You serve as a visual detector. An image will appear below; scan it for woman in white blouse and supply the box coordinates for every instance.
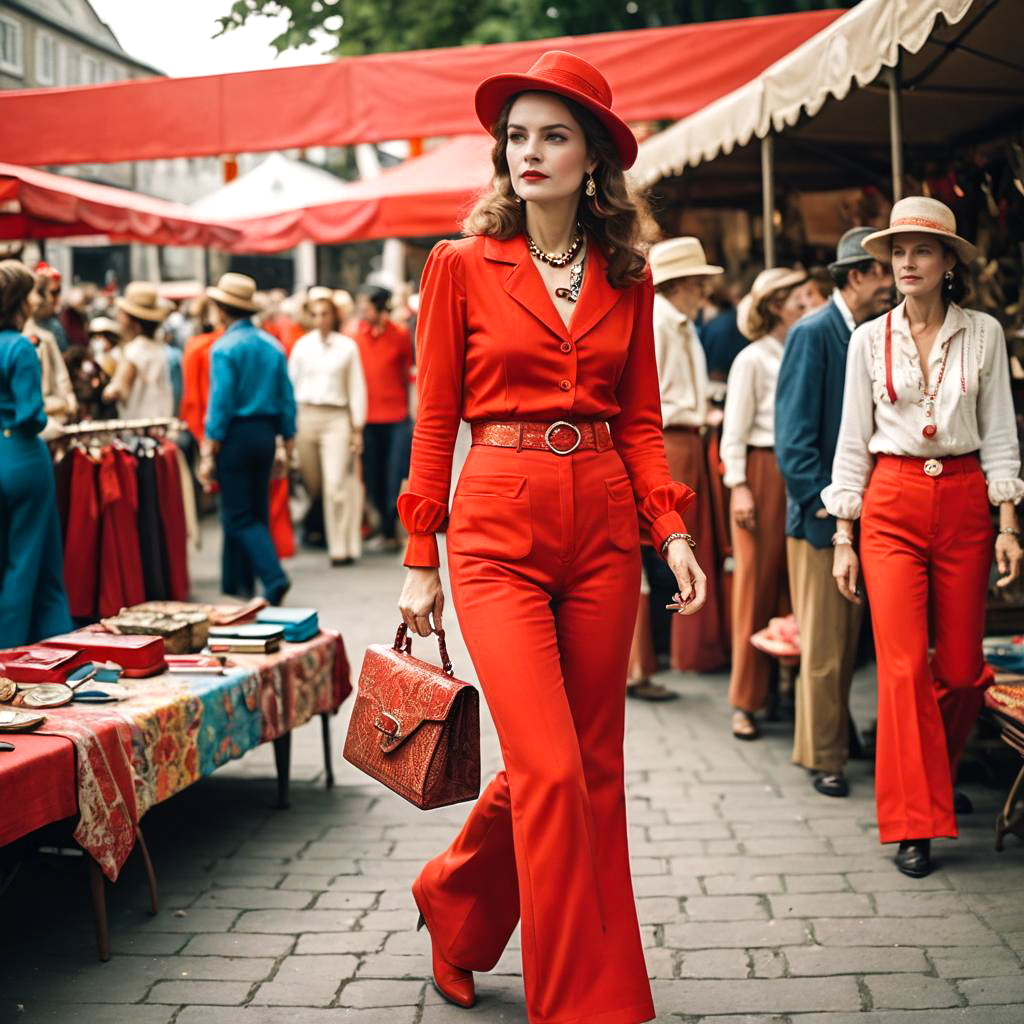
[824,196,1022,879]
[289,288,368,565]
[722,268,808,740]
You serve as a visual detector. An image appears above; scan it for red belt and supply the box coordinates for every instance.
[470,420,612,456]
[875,452,980,478]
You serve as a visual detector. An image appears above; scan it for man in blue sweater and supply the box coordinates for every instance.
[775,228,892,798]
[203,273,297,605]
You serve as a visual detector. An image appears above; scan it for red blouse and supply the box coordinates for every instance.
[398,233,693,568]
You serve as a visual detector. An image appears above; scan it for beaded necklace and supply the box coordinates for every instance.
[525,225,583,267]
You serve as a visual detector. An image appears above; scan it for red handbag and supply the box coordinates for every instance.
[344,624,480,809]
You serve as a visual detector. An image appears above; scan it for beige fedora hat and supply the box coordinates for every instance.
[737,267,807,340]
[116,281,169,323]
[207,272,259,313]
[306,285,335,306]
[649,237,724,286]
[862,196,977,264]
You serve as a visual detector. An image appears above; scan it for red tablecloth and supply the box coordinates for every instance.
[0,733,78,846]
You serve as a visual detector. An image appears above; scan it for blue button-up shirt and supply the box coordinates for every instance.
[0,329,47,436]
[775,297,854,549]
[204,319,297,443]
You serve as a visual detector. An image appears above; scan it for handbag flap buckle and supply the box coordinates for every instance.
[375,710,402,739]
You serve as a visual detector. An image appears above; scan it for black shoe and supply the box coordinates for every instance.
[812,772,849,798]
[267,579,291,607]
[627,679,678,702]
[895,839,932,878]
[953,790,974,815]
[330,557,355,567]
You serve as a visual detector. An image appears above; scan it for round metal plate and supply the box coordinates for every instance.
[20,684,74,709]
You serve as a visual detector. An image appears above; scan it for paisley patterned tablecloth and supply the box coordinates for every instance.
[30,630,351,881]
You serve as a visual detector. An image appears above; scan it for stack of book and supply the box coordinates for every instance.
[255,607,320,643]
[207,624,285,655]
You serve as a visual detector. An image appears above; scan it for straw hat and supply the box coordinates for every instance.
[116,281,169,323]
[736,267,807,341]
[206,272,259,313]
[306,286,335,307]
[88,315,121,338]
[649,237,723,287]
[475,50,638,169]
[861,196,977,264]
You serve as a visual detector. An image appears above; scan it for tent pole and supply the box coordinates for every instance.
[761,133,776,269]
[886,65,904,202]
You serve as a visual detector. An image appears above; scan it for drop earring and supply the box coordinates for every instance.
[585,174,597,198]
[944,269,954,292]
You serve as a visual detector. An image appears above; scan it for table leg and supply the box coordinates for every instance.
[87,857,110,962]
[135,825,158,915]
[321,713,334,790]
[273,733,291,809]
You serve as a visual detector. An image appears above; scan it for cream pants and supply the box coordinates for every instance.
[295,404,362,561]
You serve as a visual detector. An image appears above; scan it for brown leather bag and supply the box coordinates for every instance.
[343,624,480,809]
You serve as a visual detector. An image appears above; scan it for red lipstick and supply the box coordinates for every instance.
[521,171,548,181]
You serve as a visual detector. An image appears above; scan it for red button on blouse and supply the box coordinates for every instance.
[560,341,573,354]
[396,234,694,568]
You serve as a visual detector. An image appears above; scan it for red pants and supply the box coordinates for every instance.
[860,454,994,843]
[416,444,654,1024]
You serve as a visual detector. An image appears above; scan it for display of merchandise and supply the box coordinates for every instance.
[42,632,167,677]
[256,607,320,643]
[0,709,45,732]
[0,647,87,683]
[51,423,192,621]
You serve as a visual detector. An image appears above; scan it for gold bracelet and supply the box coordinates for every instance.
[661,532,695,557]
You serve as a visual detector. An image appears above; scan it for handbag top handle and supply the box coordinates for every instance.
[393,622,454,677]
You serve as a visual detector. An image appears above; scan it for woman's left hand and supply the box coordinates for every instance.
[663,538,707,616]
[995,531,1023,588]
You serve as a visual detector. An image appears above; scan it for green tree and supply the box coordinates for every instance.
[215,0,856,57]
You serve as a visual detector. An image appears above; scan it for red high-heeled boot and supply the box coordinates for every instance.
[412,880,476,1008]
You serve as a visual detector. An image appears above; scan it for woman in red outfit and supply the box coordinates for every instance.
[825,196,1023,879]
[396,51,705,1024]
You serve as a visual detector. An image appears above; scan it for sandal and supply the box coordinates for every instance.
[731,710,759,741]
[812,772,849,798]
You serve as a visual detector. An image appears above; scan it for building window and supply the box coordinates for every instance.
[82,55,100,84]
[35,31,55,85]
[0,15,23,76]
[66,48,81,85]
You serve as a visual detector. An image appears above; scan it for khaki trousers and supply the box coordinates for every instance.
[787,537,862,773]
[295,404,362,561]
[728,448,790,713]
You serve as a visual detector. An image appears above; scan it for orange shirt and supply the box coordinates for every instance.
[264,316,304,357]
[396,234,693,568]
[353,318,413,425]
[180,327,223,441]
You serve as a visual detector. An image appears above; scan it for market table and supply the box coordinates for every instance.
[0,733,77,847]
[984,681,1024,851]
[0,629,351,958]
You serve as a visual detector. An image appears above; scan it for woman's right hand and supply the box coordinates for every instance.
[832,544,862,605]
[399,567,444,637]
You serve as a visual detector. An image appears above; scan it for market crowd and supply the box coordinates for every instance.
[1,193,1021,884]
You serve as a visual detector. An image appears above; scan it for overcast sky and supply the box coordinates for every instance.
[90,0,336,77]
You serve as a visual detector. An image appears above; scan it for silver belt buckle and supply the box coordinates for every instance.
[923,458,943,477]
[544,421,582,455]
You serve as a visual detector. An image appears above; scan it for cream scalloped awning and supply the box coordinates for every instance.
[632,0,978,188]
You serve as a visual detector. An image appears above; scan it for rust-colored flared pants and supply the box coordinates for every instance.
[664,426,728,671]
[415,443,655,1024]
[860,454,994,843]
[728,447,790,712]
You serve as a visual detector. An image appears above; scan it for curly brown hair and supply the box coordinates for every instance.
[463,93,649,290]
[0,260,35,332]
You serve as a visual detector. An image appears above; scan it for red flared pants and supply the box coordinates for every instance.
[860,454,994,843]
[416,443,654,1024]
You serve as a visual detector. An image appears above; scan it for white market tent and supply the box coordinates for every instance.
[189,152,353,221]
[631,0,1022,264]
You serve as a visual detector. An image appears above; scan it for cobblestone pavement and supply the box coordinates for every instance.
[3,533,1023,1024]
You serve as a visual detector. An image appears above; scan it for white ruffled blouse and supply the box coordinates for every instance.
[823,300,1024,519]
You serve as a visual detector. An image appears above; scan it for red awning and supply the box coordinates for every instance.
[0,12,842,167]
[226,135,494,252]
[0,162,241,247]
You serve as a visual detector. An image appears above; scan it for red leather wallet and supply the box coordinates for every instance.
[0,647,87,683]
[42,633,167,677]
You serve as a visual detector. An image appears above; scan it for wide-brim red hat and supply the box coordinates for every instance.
[475,50,638,170]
